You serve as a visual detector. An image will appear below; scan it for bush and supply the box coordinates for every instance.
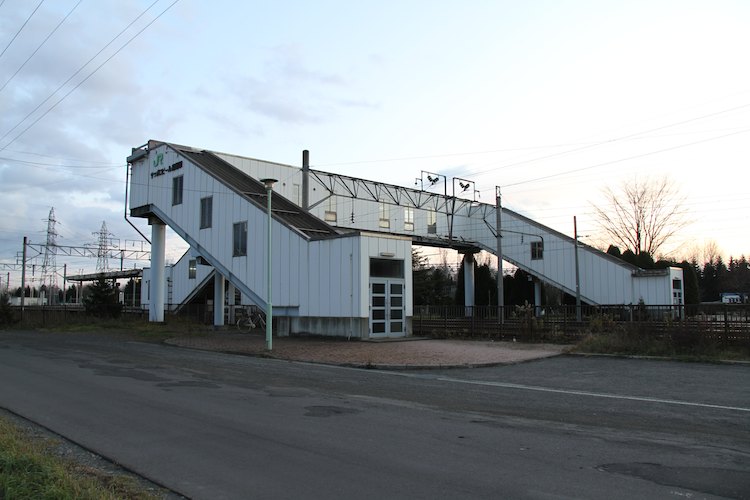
[0,294,17,327]
[84,277,122,318]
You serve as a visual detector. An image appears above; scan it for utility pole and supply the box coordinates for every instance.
[21,237,27,317]
[496,187,504,324]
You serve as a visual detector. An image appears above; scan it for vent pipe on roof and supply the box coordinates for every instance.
[302,149,310,211]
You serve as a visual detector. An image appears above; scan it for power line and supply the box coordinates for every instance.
[0,0,82,94]
[467,102,750,178]
[0,0,177,150]
[502,127,750,189]
[0,0,45,60]
[0,156,121,169]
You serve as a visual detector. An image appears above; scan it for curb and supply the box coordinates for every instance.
[566,351,750,366]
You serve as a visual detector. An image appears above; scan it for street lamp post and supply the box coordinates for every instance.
[574,216,582,322]
[261,178,277,351]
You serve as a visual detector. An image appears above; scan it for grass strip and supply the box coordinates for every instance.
[0,415,160,500]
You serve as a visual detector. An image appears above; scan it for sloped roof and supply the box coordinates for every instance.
[174,146,339,240]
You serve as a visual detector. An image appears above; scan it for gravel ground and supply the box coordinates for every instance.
[166,334,567,368]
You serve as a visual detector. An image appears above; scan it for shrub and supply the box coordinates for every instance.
[83,277,123,318]
[0,294,17,327]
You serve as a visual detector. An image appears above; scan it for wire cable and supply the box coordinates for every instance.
[502,127,750,189]
[0,0,45,60]
[0,0,173,150]
[0,0,82,94]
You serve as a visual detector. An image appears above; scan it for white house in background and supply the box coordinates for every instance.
[127,140,683,338]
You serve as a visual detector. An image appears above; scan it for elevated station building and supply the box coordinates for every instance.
[128,140,683,338]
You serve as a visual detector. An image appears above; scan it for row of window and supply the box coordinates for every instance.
[173,176,247,257]
[326,200,438,234]
[176,176,544,260]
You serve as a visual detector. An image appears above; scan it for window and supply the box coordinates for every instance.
[172,176,183,205]
[370,258,404,278]
[188,259,197,279]
[292,184,301,206]
[427,209,437,234]
[379,203,390,229]
[200,196,212,229]
[324,196,337,222]
[531,240,544,260]
[233,221,248,256]
[404,207,414,231]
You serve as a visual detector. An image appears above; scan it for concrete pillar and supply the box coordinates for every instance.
[463,253,475,317]
[534,279,542,317]
[227,282,236,323]
[214,274,225,327]
[149,220,166,322]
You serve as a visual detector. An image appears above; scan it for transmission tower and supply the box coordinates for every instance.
[40,207,59,296]
[94,221,115,272]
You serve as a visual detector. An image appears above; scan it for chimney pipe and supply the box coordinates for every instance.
[302,150,310,211]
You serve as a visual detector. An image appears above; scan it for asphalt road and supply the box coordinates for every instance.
[0,331,748,499]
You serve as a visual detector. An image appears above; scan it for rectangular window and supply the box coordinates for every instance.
[233,221,248,256]
[370,258,404,278]
[427,209,437,234]
[531,240,544,260]
[324,196,337,222]
[404,207,414,231]
[379,203,390,229]
[200,196,212,229]
[188,259,197,279]
[672,279,682,290]
[172,176,183,205]
[293,184,301,206]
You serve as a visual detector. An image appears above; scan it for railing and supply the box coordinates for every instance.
[413,303,750,346]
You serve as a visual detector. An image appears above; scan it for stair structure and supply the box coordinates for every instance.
[127,140,684,338]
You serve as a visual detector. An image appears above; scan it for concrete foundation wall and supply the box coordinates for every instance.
[274,316,413,339]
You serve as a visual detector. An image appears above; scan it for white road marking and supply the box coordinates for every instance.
[434,376,750,413]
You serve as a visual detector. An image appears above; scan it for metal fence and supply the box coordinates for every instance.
[413,303,750,346]
[9,303,241,328]
[9,302,750,349]
[11,305,148,328]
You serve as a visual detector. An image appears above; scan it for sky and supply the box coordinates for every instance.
[1,0,749,291]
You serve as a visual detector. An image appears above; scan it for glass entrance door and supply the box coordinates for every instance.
[369,279,405,337]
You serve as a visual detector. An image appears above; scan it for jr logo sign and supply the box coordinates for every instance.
[152,153,164,168]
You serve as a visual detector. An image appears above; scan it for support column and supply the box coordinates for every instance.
[463,253,475,317]
[534,279,542,318]
[149,220,166,322]
[227,282,236,323]
[214,273,225,327]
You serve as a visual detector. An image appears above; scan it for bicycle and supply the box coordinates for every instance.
[236,306,266,332]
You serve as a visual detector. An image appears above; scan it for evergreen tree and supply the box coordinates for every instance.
[84,276,122,318]
[454,257,497,307]
[0,293,16,327]
[412,248,454,305]
[678,261,700,305]
[606,245,621,258]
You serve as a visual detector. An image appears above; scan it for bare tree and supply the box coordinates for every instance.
[593,176,689,256]
[683,239,723,266]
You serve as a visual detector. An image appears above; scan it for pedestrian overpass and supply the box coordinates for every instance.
[128,140,683,336]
